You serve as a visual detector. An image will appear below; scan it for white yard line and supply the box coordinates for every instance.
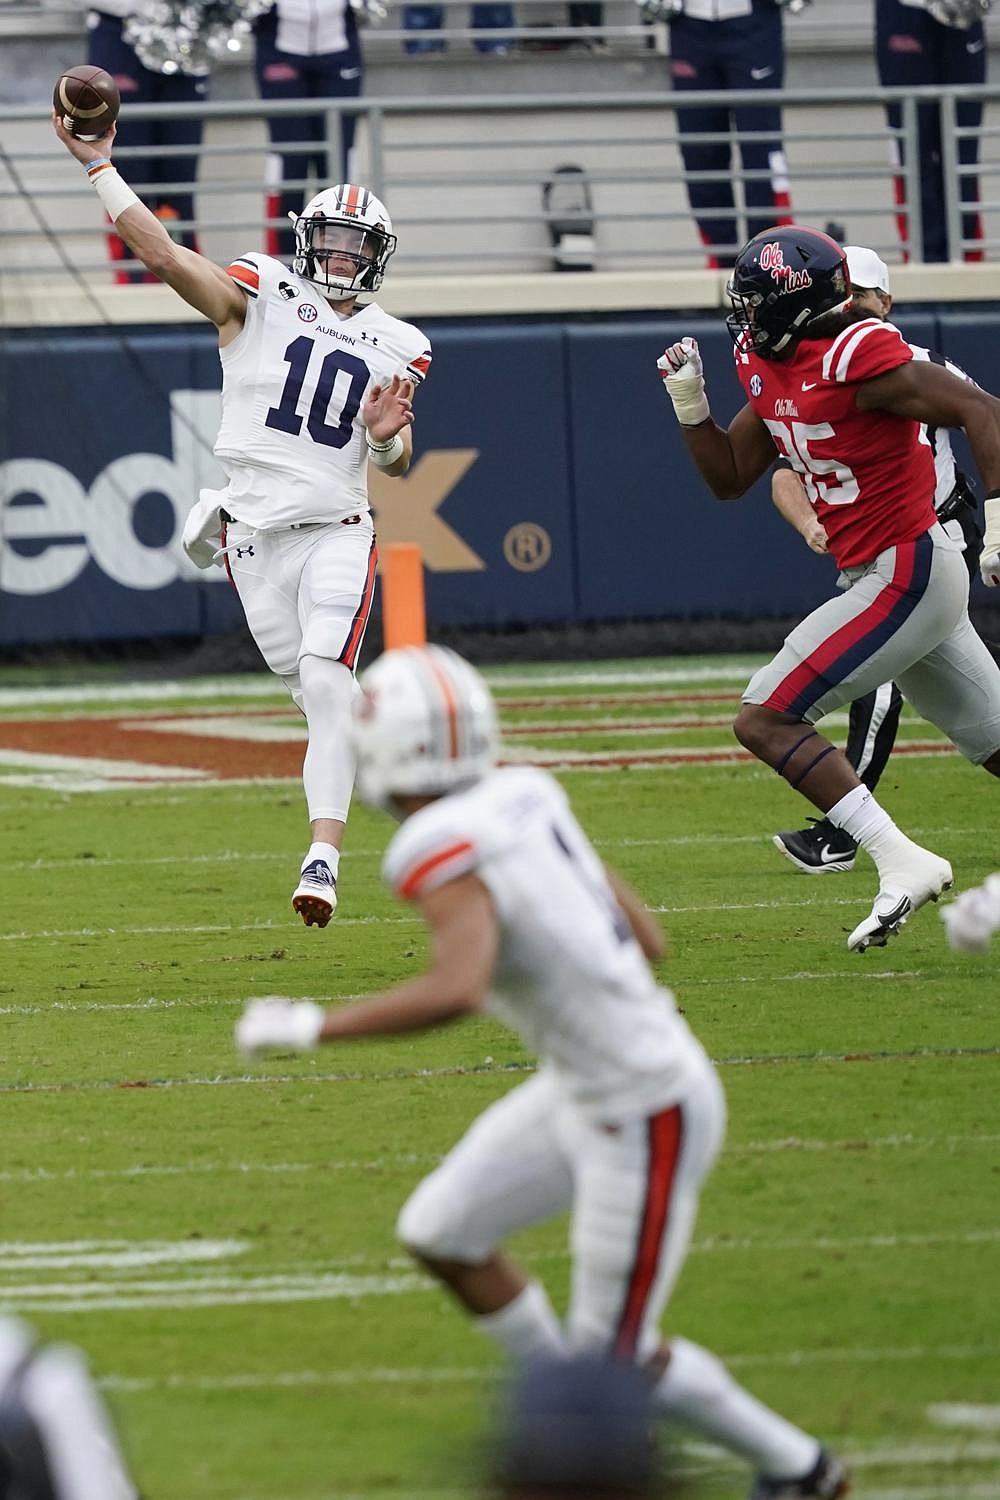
[2,828,980,872]
[0,1272,428,1298]
[121,716,306,743]
[0,971,925,1016]
[486,664,761,687]
[0,995,362,1016]
[3,1133,999,1186]
[1,892,898,945]
[861,1489,1000,1500]
[4,1230,999,1314]
[92,1362,1000,1396]
[0,915,421,943]
[0,1239,247,1269]
[0,679,282,709]
[0,664,760,713]
[4,1043,998,1096]
[7,1244,998,1309]
[0,749,207,782]
[0,1156,439,1184]
[0,1274,427,1314]
[929,1405,1000,1431]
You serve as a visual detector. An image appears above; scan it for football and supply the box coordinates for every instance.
[53,65,120,141]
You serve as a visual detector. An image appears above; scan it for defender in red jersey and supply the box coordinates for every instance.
[658,224,1000,953]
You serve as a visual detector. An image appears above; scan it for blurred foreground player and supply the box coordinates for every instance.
[237,644,848,1500]
[942,873,1000,951]
[0,1317,138,1500]
[494,1354,658,1500]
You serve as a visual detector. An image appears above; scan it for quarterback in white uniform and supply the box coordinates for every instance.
[54,112,429,929]
[237,646,848,1500]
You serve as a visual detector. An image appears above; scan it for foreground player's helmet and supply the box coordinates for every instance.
[725,225,851,360]
[352,646,499,814]
[290,183,397,298]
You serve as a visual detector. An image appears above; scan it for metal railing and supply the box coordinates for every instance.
[0,82,996,281]
[0,0,879,55]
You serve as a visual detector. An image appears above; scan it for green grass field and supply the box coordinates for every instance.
[0,654,997,1500]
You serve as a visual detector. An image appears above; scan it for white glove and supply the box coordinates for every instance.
[980,494,1000,587]
[236,997,326,1056]
[941,874,1000,952]
[928,0,989,29]
[657,337,711,426]
[349,0,387,23]
[637,0,681,18]
[181,488,226,571]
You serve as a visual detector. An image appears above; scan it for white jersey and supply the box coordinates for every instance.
[383,766,710,1118]
[673,0,758,18]
[215,254,431,530]
[273,0,353,55]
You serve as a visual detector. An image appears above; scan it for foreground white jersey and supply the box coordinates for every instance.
[215,254,432,529]
[383,766,709,1117]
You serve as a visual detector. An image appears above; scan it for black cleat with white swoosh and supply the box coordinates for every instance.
[773,818,858,875]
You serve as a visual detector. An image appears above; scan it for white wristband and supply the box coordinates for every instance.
[86,162,140,222]
[984,495,1000,553]
[670,388,711,426]
[366,432,405,469]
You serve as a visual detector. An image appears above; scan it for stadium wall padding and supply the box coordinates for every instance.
[0,310,996,643]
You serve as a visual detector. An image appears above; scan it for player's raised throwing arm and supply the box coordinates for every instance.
[51,116,247,336]
[658,338,777,499]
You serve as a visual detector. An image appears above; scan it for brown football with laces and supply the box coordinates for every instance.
[53,65,121,140]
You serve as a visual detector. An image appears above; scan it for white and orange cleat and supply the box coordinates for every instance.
[292,859,338,928]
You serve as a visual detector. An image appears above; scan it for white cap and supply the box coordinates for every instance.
[844,245,891,294]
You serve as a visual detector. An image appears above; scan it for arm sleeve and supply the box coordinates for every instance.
[404,339,433,387]
[226,254,262,300]
[383,823,479,902]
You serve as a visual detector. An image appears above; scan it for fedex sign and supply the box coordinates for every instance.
[1,391,227,595]
[1,390,484,598]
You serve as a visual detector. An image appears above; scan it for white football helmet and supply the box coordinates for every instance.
[352,646,499,814]
[290,183,397,299]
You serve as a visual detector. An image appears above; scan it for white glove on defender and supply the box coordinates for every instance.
[657,337,711,426]
[941,874,1000,952]
[980,495,1000,587]
[236,997,325,1056]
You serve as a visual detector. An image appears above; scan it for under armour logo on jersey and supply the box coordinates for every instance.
[278,281,298,300]
[360,330,379,345]
[235,544,255,558]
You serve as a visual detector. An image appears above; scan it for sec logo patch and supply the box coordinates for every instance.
[750,373,763,397]
[298,304,318,323]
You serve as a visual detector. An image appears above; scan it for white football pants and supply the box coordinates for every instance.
[397,1062,726,1361]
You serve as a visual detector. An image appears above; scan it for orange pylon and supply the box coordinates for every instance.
[381,542,427,650]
